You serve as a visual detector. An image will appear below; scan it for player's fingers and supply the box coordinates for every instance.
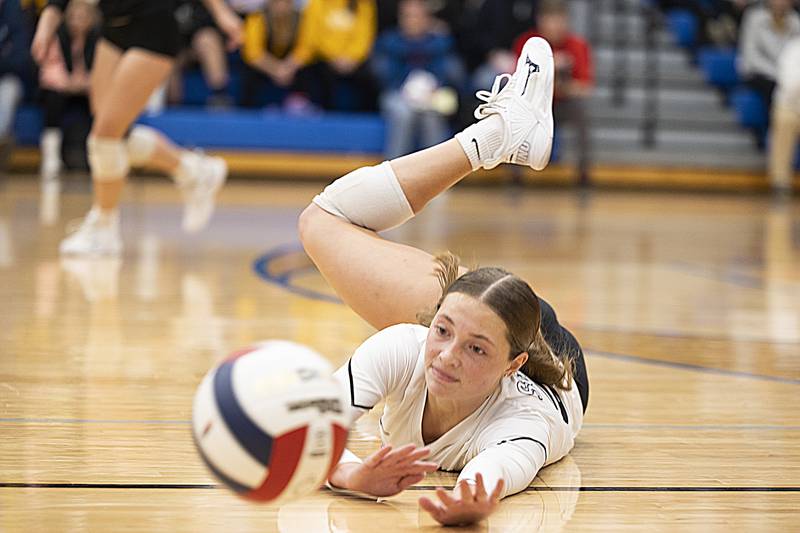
[412,460,439,473]
[383,443,418,464]
[436,487,458,507]
[473,473,488,500]
[405,461,439,477]
[398,473,425,490]
[419,496,445,520]
[457,479,475,501]
[402,447,432,463]
[489,478,505,501]
[366,445,392,466]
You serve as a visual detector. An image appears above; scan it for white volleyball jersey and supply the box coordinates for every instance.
[332,324,583,497]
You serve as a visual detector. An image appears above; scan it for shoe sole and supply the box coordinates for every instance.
[515,37,554,171]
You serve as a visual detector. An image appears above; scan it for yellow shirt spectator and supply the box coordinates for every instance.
[242,2,300,65]
[291,0,376,66]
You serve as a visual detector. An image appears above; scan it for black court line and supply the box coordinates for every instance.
[2,483,799,493]
[4,418,800,431]
[0,483,217,489]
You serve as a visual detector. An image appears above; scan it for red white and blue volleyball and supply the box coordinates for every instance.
[192,340,349,503]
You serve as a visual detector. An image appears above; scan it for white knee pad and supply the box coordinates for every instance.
[127,125,159,167]
[312,161,414,232]
[87,136,129,181]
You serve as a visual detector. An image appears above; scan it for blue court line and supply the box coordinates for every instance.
[588,349,800,385]
[2,418,800,431]
[253,243,341,304]
[572,323,800,346]
[252,244,800,386]
[669,260,800,294]
[668,260,768,290]
[0,418,190,425]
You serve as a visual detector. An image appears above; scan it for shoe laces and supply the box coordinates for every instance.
[473,74,514,168]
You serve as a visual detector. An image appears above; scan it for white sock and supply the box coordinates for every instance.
[173,152,199,186]
[40,128,62,176]
[454,115,504,171]
[89,205,119,224]
[312,161,414,232]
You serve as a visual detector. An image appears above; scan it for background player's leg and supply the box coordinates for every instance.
[90,47,174,210]
[299,138,473,330]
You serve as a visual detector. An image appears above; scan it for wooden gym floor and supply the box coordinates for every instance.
[0,174,798,531]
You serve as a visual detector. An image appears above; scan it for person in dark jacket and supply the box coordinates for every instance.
[0,0,31,152]
[372,0,463,158]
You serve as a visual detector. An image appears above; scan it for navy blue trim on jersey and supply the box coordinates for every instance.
[213,361,273,466]
[347,358,375,410]
[497,436,548,461]
[545,385,569,424]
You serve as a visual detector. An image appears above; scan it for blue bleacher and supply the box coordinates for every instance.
[666,9,698,49]
[698,47,739,91]
[14,104,386,154]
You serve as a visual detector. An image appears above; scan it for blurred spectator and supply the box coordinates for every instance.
[172,0,232,108]
[241,0,309,109]
[706,0,758,47]
[377,0,460,34]
[769,36,800,195]
[458,0,539,74]
[739,0,800,114]
[372,0,462,158]
[0,0,31,158]
[283,0,377,111]
[514,0,593,185]
[228,0,267,15]
[38,0,98,179]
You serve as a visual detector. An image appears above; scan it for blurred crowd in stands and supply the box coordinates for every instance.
[660,0,799,193]
[0,0,798,191]
[1,0,595,183]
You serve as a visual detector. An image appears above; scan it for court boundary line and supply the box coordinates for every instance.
[1,483,798,493]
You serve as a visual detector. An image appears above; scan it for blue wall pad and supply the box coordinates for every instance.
[137,108,385,153]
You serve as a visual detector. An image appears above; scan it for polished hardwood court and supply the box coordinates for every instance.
[1,174,798,532]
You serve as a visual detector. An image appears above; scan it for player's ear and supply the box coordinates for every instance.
[506,352,528,377]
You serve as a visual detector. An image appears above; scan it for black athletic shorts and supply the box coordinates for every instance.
[538,297,589,412]
[101,9,182,58]
[175,1,218,44]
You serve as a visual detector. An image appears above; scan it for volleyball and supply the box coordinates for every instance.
[192,341,350,503]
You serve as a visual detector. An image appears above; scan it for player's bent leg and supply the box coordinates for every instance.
[298,204,451,330]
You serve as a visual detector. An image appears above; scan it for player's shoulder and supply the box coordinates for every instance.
[506,372,547,401]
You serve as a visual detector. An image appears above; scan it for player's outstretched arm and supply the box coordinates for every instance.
[328,444,438,498]
[419,473,504,526]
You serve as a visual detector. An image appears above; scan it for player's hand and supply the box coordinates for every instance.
[334,444,438,498]
[419,473,504,526]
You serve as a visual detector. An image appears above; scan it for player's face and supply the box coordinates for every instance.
[424,293,515,401]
